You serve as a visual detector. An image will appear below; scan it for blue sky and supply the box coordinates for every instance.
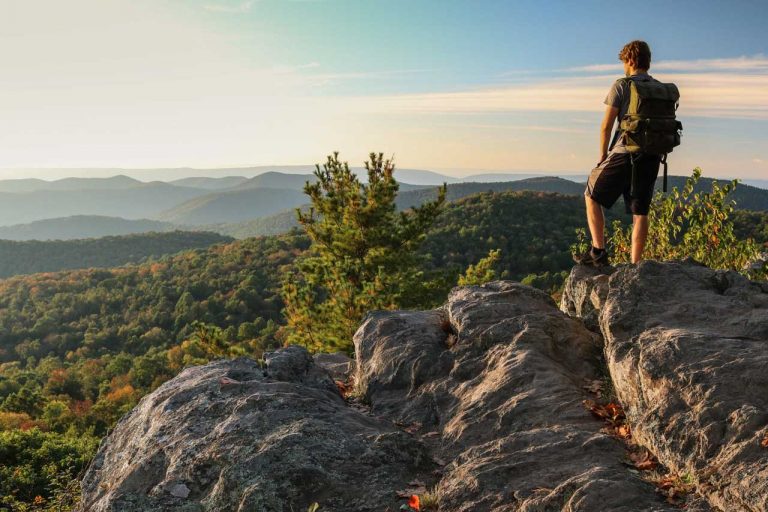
[0,0,766,179]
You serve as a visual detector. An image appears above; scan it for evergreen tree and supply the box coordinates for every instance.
[280,151,447,353]
[458,249,501,286]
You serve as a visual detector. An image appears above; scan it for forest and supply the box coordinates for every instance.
[0,231,232,278]
[0,180,766,509]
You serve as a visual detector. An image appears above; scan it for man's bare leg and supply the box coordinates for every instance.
[631,214,649,263]
[585,195,605,249]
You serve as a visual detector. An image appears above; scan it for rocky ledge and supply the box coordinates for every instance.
[80,261,767,511]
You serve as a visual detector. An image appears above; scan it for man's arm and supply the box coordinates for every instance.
[599,104,619,164]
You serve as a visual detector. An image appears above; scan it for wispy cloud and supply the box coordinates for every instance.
[566,55,768,73]
[203,1,255,13]
[346,57,768,120]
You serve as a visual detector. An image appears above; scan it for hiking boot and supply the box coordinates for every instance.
[573,247,610,266]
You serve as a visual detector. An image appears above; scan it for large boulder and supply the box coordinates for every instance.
[597,261,768,512]
[79,346,435,512]
[355,281,680,511]
[559,261,768,511]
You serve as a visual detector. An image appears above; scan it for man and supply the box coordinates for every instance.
[575,40,662,266]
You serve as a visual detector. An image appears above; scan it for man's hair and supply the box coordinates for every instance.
[618,40,651,70]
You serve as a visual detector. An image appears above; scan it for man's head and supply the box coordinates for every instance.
[619,40,651,75]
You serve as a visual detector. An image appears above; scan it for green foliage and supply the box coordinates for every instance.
[0,427,99,509]
[606,168,763,277]
[458,249,501,286]
[570,227,590,259]
[420,190,628,305]
[0,231,232,279]
[280,152,447,353]
[521,270,570,295]
[732,209,768,245]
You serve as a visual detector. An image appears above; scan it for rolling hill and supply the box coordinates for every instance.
[0,230,232,278]
[0,183,211,226]
[155,187,309,225]
[168,176,250,189]
[0,175,143,193]
[0,215,176,241]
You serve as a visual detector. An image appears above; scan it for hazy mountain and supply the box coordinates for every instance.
[0,165,456,184]
[169,176,250,190]
[397,177,585,209]
[0,215,176,241]
[234,171,430,192]
[236,172,319,191]
[742,179,768,190]
[0,183,210,226]
[155,187,308,225]
[656,176,768,211]
[461,173,544,182]
[388,168,460,185]
[0,175,143,193]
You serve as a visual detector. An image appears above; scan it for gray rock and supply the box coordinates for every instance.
[79,352,434,512]
[169,483,191,499]
[597,261,768,511]
[560,264,615,331]
[312,351,354,381]
[355,281,678,511]
[85,267,758,511]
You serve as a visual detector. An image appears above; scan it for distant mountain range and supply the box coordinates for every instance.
[156,188,309,225]
[0,171,765,241]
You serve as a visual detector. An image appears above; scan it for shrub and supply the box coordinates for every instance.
[605,168,764,278]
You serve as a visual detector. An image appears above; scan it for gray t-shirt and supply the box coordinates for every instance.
[604,72,658,153]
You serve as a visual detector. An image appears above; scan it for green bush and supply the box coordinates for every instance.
[606,168,764,278]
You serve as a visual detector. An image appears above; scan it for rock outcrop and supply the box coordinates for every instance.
[80,261,767,511]
[559,263,614,332]
[595,261,768,512]
[354,281,680,511]
[79,347,435,512]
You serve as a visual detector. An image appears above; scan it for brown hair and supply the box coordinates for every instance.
[618,40,651,70]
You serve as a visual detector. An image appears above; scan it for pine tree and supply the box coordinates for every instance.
[458,249,501,286]
[280,151,447,353]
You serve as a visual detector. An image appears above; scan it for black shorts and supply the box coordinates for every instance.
[584,151,661,215]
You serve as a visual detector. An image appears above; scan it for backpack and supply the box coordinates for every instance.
[617,77,683,192]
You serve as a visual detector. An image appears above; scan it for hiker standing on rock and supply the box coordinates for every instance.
[575,40,680,266]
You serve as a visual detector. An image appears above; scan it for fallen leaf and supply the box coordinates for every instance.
[761,432,768,448]
[604,403,624,421]
[408,495,420,510]
[629,449,658,471]
[616,424,631,439]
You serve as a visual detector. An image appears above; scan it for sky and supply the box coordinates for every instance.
[0,0,766,180]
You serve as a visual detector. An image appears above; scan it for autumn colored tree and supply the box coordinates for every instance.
[280,151,447,353]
